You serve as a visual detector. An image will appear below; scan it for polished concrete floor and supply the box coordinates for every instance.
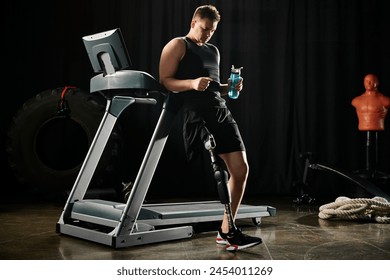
[0,192,390,260]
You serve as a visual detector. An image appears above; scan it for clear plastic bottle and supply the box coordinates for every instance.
[228,65,243,99]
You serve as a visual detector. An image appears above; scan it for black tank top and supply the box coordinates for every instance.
[173,37,226,110]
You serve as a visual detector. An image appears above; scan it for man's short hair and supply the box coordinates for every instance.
[192,5,221,22]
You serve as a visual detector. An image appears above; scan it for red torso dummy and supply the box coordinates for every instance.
[351,74,390,131]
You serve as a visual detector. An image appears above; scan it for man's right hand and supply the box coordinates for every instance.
[192,77,213,91]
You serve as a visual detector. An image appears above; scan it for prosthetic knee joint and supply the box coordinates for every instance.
[203,126,237,232]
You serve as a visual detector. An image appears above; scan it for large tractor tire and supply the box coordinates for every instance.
[6,87,123,197]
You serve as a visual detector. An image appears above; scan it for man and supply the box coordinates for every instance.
[159,4,262,251]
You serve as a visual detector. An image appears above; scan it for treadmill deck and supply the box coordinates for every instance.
[71,199,276,228]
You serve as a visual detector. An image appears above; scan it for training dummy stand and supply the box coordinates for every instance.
[353,131,390,184]
[56,31,275,249]
[351,73,390,185]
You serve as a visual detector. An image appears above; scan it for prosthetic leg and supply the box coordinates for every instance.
[202,125,237,233]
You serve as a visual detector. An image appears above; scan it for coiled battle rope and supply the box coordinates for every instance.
[319,196,390,223]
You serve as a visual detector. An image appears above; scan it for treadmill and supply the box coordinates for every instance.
[56,28,276,248]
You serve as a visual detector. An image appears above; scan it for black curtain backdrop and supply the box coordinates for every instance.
[1,0,390,199]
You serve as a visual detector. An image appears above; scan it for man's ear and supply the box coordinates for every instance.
[191,19,196,28]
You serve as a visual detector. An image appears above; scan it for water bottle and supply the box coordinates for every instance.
[228,65,243,99]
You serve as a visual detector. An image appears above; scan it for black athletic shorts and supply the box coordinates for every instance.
[182,106,246,161]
